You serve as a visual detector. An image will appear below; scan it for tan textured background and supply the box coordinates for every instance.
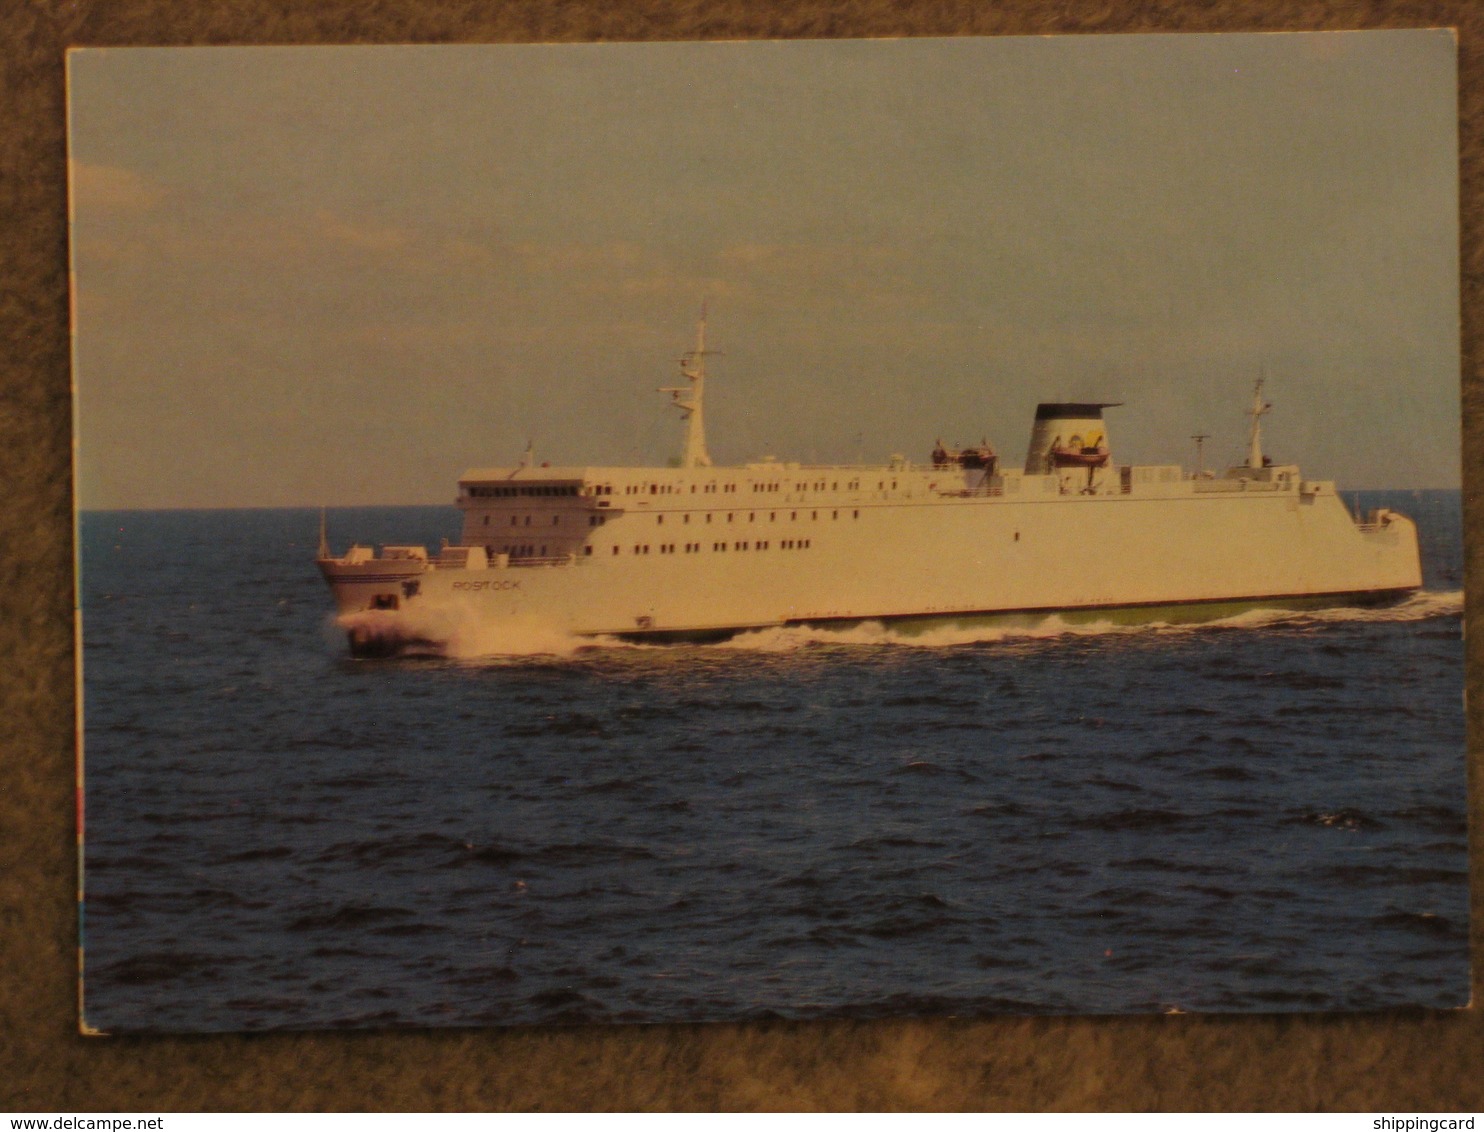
[2,0,1479,1112]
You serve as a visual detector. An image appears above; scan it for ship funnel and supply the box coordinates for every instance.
[1023,402,1120,474]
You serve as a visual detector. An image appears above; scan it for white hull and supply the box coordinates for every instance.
[320,481,1421,655]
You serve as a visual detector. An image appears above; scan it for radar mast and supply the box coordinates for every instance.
[1246,378,1272,469]
[659,304,716,468]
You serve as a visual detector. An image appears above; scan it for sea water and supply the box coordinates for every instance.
[77,490,1468,1032]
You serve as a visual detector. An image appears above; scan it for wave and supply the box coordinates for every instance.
[1210,589,1462,629]
[711,590,1463,652]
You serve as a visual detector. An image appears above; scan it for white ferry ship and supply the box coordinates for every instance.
[317,315,1422,657]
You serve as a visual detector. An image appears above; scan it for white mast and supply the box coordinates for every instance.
[659,304,715,468]
[1246,378,1272,469]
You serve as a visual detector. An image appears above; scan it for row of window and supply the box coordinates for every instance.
[624,483,742,495]
[484,509,863,529]
[657,509,859,525]
[468,478,910,500]
[467,485,581,498]
[484,514,564,527]
[614,480,870,496]
[489,533,831,559]
[604,539,814,556]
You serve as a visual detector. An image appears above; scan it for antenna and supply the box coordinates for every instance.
[658,302,717,468]
[317,506,330,559]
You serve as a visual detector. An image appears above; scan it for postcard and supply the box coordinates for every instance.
[70,32,1465,1033]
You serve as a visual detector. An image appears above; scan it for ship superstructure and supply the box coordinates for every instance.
[317,315,1422,656]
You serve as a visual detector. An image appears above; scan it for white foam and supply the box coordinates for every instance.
[444,618,593,660]
[335,606,590,660]
[335,589,1463,660]
[1298,588,1463,624]
[713,617,1112,652]
[668,590,1464,653]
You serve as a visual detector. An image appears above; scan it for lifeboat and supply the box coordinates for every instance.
[957,443,997,472]
[931,439,998,473]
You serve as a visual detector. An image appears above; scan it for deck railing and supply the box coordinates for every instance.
[1190,479,1284,493]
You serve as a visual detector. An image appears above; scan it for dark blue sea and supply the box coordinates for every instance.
[78,490,1468,1032]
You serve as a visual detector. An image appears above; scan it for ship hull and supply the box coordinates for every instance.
[791,586,1415,634]
[596,587,1416,646]
[322,487,1422,657]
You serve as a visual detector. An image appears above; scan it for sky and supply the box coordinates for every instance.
[67,32,1460,508]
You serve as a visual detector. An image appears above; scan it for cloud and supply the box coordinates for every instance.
[315,209,411,254]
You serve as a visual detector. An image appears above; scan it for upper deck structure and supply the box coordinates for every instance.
[318,315,1421,656]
